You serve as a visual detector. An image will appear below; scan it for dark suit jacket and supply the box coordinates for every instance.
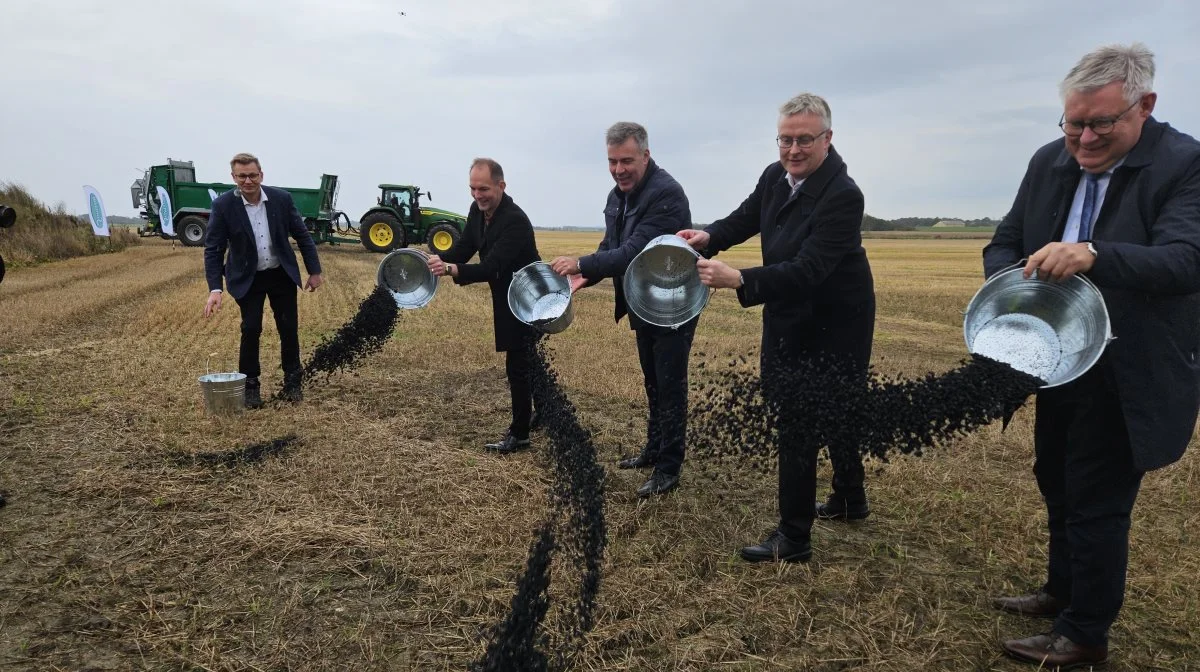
[204,186,322,300]
[577,160,692,330]
[983,117,1200,471]
[705,148,875,366]
[441,193,540,352]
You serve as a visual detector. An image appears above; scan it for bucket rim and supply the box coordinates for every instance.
[622,235,710,328]
[507,261,574,333]
[376,248,438,309]
[963,264,1112,389]
[197,372,248,384]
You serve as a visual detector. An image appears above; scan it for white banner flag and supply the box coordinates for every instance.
[82,185,109,237]
[156,185,175,236]
[208,188,219,202]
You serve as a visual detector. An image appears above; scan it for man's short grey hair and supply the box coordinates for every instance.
[1060,42,1155,104]
[470,157,504,182]
[606,122,649,152]
[779,93,832,130]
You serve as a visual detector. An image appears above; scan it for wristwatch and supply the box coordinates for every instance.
[1086,242,1098,258]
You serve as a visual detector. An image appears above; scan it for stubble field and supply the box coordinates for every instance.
[0,232,1195,671]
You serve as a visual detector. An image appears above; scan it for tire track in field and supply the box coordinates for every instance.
[0,247,202,353]
[0,246,181,299]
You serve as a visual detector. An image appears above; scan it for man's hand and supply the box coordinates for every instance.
[550,256,581,276]
[304,273,324,292]
[204,291,223,318]
[1024,242,1095,282]
[569,274,587,293]
[677,229,710,250]
[427,254,448,277]
[696,258,742,289]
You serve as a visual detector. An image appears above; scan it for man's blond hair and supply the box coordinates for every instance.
[230,152,261,171]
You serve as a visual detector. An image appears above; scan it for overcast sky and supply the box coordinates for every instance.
[3,0,1198,227]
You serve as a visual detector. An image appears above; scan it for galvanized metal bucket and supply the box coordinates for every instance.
[197,372,247,415]
[963,265,1113,388]
[623,234,710,328]
[377,248,438,309]
[508,261,574,334]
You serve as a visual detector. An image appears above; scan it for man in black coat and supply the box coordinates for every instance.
[680,93,876,563]
[204,152,324,407]
[983,43,1200,669]
[428,158,541,454]
[550,122,697,498]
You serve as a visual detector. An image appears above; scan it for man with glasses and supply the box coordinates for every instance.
[678,92,876,564]
[983,43,1200,669]
[204,152,324,407]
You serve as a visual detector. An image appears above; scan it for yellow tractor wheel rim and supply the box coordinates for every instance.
[432,230,454,251]
[369,222,394,246]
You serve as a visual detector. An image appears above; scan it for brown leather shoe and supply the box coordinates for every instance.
[1001,632,1107,669]
[993,591,1068,618]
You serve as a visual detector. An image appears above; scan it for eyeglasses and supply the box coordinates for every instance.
[1058,99,1140,137]
[233,172,262,181]
[776,129,829,149]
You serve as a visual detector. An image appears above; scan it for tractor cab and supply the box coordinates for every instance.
[381,186,416,224]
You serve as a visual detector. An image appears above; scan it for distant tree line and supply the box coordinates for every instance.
[861,215,998,231]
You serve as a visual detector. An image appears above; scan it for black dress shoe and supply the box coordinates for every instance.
[740,529,812,563]
[618,453,655,469]
[993,591,1069,618]
[636,470,679,497]
[279,371,304,403]
[244,378,263,410]
[814,495,869,521]
[485,433,531,454]
[1001,631,1107,669]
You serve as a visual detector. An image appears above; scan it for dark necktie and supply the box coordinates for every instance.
[1078,172,1100,241]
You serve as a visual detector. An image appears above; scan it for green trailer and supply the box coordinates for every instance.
[131,160,352,247]
[132,161,469,255]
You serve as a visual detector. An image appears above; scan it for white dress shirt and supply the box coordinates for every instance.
[241,189,280,271]
[786,173,806,194]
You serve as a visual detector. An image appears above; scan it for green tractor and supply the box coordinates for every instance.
[358,184,467,255]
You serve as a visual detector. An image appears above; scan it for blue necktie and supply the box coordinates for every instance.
[1078,172,1100,241]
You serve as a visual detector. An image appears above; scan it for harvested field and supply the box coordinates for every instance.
[0,233,1196,671]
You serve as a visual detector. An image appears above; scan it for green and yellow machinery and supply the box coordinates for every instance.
[131,160,347,248]
[357,184,467,255]
[132,163,467,255]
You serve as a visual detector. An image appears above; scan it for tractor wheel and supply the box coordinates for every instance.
[177,215,207,247]
[360,212,403,253]
[427,222,462,255]
[0,253,6,285]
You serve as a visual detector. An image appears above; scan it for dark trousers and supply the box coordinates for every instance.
[1033,360,1144,647]
[766,301,874,542]
[235,266,300,380]
[634,317,698,477]
[505,347,533,440]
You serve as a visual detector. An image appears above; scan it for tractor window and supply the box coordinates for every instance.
[384,190,413,220]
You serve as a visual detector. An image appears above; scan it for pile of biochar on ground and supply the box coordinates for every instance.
[172,434,300,469]
[475,340,607,672]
